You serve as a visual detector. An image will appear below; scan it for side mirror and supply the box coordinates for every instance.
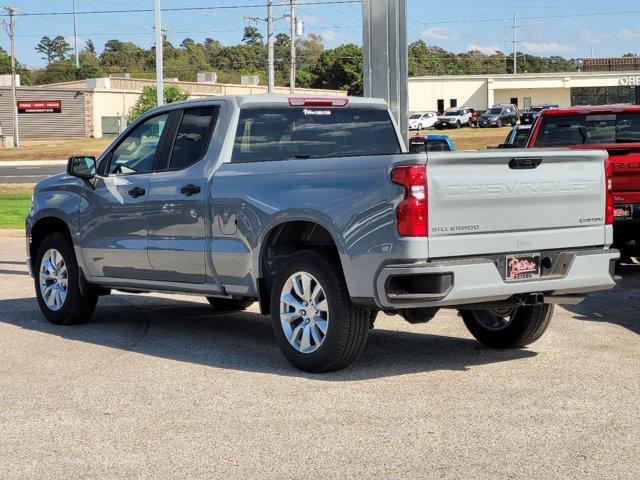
[67,156,96,179]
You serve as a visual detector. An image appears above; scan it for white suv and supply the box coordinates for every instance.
[408,111,437,130]
[436,107,474,129]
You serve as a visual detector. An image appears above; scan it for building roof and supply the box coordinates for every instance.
[410,71,640,81]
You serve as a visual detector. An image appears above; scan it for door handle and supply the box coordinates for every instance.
[509,157,543,169]
[180,184,201,196]
[128,186,146,198]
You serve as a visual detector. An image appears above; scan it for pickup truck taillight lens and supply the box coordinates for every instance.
[391,165,428,237]
[605,160,614,225]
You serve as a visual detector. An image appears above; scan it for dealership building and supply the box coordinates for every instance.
[408,71,640,113]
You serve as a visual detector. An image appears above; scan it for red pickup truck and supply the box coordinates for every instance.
[527,105,640,250]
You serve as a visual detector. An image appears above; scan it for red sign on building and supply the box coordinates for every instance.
[17,100,62,113]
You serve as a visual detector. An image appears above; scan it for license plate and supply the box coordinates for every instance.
[614,205,632,219]
[506,253,541,281]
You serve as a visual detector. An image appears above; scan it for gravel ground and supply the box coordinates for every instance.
[0,237,638,479]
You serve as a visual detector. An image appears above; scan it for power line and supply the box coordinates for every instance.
[410,8,640,26]
[0,1,362,17]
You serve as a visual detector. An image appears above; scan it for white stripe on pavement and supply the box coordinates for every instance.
[0,160,67,167]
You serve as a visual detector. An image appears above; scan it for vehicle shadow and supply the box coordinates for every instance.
[562,261,640,335]
[0,295,536,381]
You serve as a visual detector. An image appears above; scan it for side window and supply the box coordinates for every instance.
[168,107,217,170]
[108,113,169,175]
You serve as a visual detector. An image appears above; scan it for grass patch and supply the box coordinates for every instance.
[0,137,112,161]
[0,183,34,229]
[414,126,512,151]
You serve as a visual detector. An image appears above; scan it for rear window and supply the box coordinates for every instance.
[232,107,401,163]
[535,113,640,147]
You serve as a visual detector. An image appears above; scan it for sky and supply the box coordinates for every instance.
[1,0,639,68]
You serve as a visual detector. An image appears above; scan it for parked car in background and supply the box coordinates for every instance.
[502,125,532,148]
[408,134,456,152]
[408,111,438,130]
[493,103,519,117]
[520,104,559,125]
[478,105,518,128]
[436,107,474,129]
[526,104,640,251]
[26,95,619,373]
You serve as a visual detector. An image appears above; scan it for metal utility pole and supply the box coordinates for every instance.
[289,0,296,93]
[507,13,523,75]
[72,0,79,68]
[3,6,19,147]
[267,0,274,93]
[154,0,164,106]
[245,3,283,93]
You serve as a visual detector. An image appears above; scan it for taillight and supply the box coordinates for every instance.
[605,160,614,225]
[391,165,428,237]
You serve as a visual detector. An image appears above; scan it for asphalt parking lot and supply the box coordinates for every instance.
[0,236,638,479]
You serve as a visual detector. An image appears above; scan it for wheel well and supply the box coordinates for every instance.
[259,221,340,314]
[29,217,72,272]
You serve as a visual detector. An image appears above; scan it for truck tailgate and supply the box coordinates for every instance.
[427,149,608,258]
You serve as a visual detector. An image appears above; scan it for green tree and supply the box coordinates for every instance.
[33,59,77,84]
[242,26,264,45]
[84,39,97,55]
[311,44,363,95]
[128,85,190,122]
[36,35,72,63]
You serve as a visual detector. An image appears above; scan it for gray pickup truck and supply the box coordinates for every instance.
[26,95,619,372]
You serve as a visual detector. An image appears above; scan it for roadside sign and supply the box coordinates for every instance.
[17,100,62,113]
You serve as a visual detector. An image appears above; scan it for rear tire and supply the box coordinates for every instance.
[35,233,98,325]
[459,304,554,349]
[206,297,254,311]
[270,250,370,373]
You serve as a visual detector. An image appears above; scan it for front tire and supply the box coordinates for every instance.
[459,304,554,349]
[35,233,98,325]
[456,120,461,129]
[270,250,370,373]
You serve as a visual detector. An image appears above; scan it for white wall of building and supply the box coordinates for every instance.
[409,72,640,112]
[492,88,570,109]
[409,77,486,112]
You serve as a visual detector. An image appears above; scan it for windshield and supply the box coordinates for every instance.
[535,113,640,147]
[232,107,402,162]
[444,111,459,116]
[528,107,544,112]
[409,114,422,119]
[487,108,503,115]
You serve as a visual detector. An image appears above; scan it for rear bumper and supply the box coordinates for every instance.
[375,248,619,309]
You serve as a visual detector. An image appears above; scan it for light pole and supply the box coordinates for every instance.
[72,0,79,68]
[289,0,296,94]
